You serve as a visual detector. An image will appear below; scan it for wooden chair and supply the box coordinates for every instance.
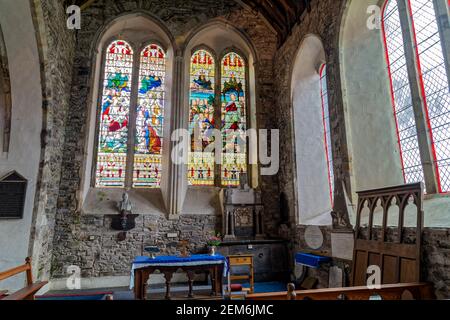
[0,257,48,300]
[227,255,254,294]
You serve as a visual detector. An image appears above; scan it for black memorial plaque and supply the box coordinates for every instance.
[0,171,27,219]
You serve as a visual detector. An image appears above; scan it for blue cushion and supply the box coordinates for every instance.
[295,253,331,268]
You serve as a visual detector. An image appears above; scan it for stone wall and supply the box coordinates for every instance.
[52,0,280,281]
[26,0,77,281]
[0,22,11,154]
[422,229,450,299]
[51,213,220,278]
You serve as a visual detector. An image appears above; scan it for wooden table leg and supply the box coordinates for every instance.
[217,264,224,296]
[187,270,195,298]
[134,270,142,300]
[210,268,216,296]
[142,272,148,301]
[163,271,173,300]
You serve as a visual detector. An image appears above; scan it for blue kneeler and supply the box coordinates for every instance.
[295,252,331,269]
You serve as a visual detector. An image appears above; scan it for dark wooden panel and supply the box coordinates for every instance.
[354,240,417,259]
[368,252,381,268]
[353,251,368,286]
[400,258,417,283]
[382,255,398,284]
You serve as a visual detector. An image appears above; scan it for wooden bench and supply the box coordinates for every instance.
[248,282,435,300]
[0,257,48,300]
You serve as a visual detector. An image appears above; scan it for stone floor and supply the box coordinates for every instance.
[42,281,287,300]
[44,284,222,300]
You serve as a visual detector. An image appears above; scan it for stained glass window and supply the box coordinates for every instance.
[133,44,166,188]
[95,40,133,188]
[319,65,334,205]
[382,0,425,186]
[221,52,247,187]
[188,50,216,186]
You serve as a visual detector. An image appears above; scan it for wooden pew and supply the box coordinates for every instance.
[0,257,48,300]
[248,282,435,300]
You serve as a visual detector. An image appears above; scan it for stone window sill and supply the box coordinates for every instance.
[81,187,166,216]
[424,192,450,201]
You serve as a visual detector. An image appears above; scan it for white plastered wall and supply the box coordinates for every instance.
[291,35,332,226]
[0,0,43,291]
[340,0,404,225]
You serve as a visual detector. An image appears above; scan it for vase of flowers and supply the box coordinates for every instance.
[207,232,222,256]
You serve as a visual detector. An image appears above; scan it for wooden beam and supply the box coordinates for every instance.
[262,0,288,26]
[260,0,287,34]
[278,0,295,16]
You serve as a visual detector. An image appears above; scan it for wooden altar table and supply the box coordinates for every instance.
[131,255,226,300]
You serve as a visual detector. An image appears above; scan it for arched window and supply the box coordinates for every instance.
[188,49,216,186]
[221,52,247,187]
[291,35,332,225]
[94,40,166,189]
[382,0,450,193]
[187,49,249,188]
[320,65,334,205]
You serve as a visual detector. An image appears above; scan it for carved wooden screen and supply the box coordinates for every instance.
[352,183,424,286]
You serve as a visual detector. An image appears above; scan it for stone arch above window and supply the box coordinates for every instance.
[0,24,11,155]
[291,34,333,225]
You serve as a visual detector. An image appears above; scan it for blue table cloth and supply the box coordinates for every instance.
[133,254,226,265]
[130,254,227,289]
[295,252,331,269]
